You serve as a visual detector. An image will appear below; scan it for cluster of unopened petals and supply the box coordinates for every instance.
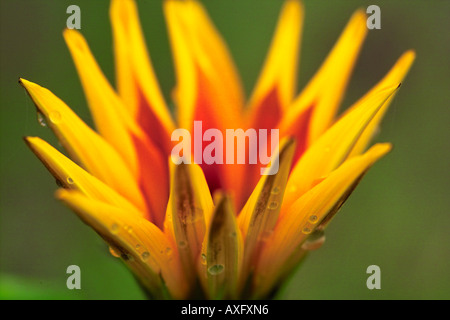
[21,0,414,299]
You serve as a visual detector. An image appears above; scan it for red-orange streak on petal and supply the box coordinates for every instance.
[248,88,282,132]
[190,68,250,210]
[135,83,172,157]
[282,104,314,165]
[132,134,169,228]
[192,70,224,196]
[242,88,283,206]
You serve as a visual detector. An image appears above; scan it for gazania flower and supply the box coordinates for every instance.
[21,0,414,299]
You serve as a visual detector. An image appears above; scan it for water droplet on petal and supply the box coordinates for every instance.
[66,177,74,185]
[135,244,142,251]
[271,186,281,195]
[124,225,133,234]
[229,231,237,238]
[267,201,279,210]
[122,253,134,261]
[111,223,119,234]
[301,230,326,251]
[141,251,150,260]
[109,245,121,258]
[201,253,207,265]
[259,230,273,242]
[178,240,187,249]
[165,247,172,256]
[49,110,61,124]
[302,227,312,235]
[308,215,318,224]
[37,112,47,127]
[208,264,224,275]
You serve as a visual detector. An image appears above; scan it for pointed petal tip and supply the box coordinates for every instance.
[55,187,69,200]
[405,49,416,60]
[349,8,369,36]
[63,28,87,51]
[18,77,34,90]
[372,142,393,156]
[284,0,304,14]
[398,50,416,70]
[23,136,39,148]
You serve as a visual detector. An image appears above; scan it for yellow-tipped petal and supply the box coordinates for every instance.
[255,143,392,298]
[237,138,296,288]
[164,0,244,130]
[164,162,214,290]
[64,29,171,227]
[280,9,368,146]
[110,0,175,154]
[25,137,145,218]
[56,189,189,299]
[203,194,242,299]
[164,0,247,207]
[63,29,139,171]
[20,79,148,214]
[348,50,416,157]
[247,0,303,129]
[282,84,400,210]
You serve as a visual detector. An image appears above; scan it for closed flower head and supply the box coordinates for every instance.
[21,0,414,299]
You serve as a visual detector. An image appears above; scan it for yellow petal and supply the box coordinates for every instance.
[164,162,214,291]
[202,193,242,299]
[63,29,139,171]
[164,0,244,130]
[348,50,416,157]
[246,0,303,128]
[110,0,175,154]
[164,0,247,207]
[64,29,171,227]
[56,189,189,299]
[20,79,148,215]
[237,138,296,289]
[280,9,368,147]
[25,136,145,218]
[282,84,400,211]
[255,143,392,298]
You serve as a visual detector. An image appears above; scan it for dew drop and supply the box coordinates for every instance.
[178,240,187,249]
[111,223,119,234]
[141,251,150,260]
[124,225,133,234]
[308,215,318,224]
[229,231,237,238]
[207,264,224,275]
[49,110,62,124]
[109,245,121,258]
[165,247,172,256]
[122,253,134,261]
[201,253,207,265]
[259,230,273,241]
[271,186,281,195]
[37,112,47,127]
[135,244,142,251]
[302,227,312,235]
[66,177,74,185]
[301,230,326,251]
[267,201,279,210]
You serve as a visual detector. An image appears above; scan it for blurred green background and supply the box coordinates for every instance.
[1,0,449,299]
